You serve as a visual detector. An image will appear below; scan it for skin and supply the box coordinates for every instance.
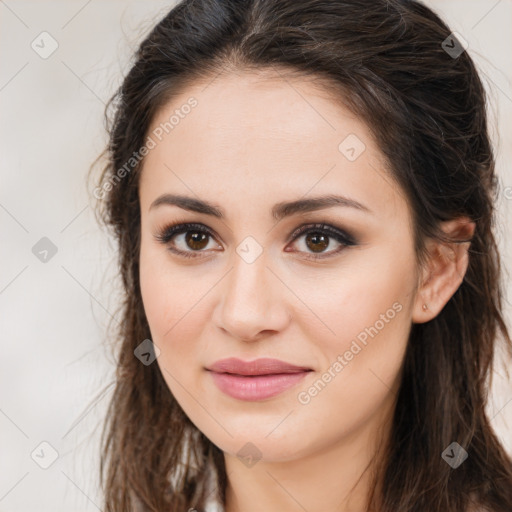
[138,68,475,512]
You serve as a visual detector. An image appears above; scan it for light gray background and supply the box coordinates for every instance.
[1,1,511,510]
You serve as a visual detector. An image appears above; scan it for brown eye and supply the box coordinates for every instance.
[286,223,357,260]
[184,231,210,251]
[304,232,330,253]
[155,223,221,259]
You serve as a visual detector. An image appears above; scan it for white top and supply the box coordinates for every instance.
[203,459,224,512]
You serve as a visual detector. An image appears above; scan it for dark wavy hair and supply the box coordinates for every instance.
[88,0,512,510]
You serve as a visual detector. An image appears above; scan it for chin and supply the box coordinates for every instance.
[204,425,310,464]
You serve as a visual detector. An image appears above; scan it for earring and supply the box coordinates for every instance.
[422,304,429,311]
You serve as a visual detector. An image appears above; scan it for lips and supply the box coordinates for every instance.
[206,357,312,376]
[205,357,313,401]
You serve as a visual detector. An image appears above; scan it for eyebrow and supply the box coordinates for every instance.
[149,193,372,220]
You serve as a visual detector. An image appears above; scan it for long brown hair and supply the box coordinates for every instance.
[88,0,512,510]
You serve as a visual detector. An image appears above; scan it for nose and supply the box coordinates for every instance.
[212,250,291,342]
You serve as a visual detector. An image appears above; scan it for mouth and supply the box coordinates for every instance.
[206,357,313,375]
[205,357,313,401]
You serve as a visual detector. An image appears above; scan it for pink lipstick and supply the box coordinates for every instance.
[206,357,312,401]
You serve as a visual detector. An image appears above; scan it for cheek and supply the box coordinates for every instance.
[139,252,171,338]
[139,244,218,377]
[286,263,414,453]
[140,244,202,338]
[292,241,416,355]
[293,244,416,403]
[139,249,207,417]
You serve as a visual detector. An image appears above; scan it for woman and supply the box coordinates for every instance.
[89,0,512,510]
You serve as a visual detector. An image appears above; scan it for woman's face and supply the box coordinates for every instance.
[138,70,421,462]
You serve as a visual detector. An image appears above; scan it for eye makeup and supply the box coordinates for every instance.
[154,220,358,261]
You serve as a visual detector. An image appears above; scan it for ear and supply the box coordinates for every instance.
[412,217,475,324]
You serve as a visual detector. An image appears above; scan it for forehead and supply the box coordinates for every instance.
[139,70,408,223]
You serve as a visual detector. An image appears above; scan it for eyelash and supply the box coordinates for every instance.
[154,222,357,261]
